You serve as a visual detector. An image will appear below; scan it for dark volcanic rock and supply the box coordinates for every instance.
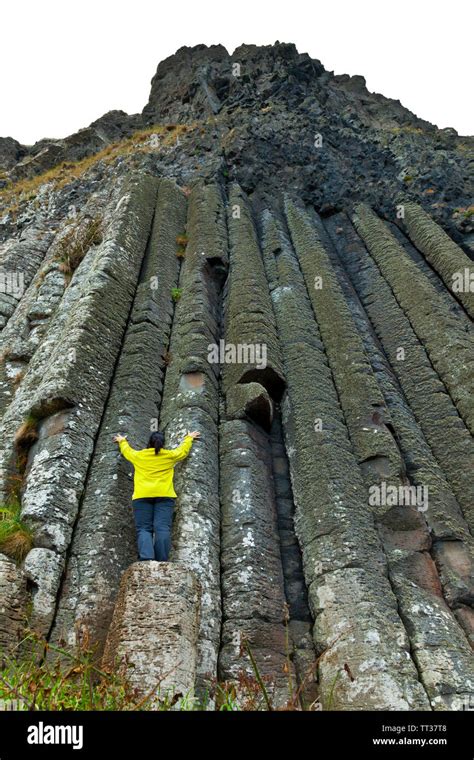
[0,42,472,711]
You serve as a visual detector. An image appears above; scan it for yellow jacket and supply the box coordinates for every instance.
[119,435,194,499]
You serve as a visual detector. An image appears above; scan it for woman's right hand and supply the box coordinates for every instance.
[187,431,201,439]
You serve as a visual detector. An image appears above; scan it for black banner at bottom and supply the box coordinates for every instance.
[0,709,471,757]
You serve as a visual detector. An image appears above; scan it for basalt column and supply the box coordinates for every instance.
[261,209,430,710]
[49,178,186,652]
[352,204,474,436]
[218,187,292,704]
[0,196,111,417]
[286,201,473,710]
[325,213,474,643]
[0,174,159,643]
[158,182,227,692]
[333,211,474,533]
[400,200,474,319]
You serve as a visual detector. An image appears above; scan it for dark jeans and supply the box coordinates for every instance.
[132,497,175,561]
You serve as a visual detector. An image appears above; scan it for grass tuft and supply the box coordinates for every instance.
[56,216,103,282]
[0,501,33,562]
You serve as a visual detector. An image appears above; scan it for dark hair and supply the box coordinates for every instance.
[148,431,165,455]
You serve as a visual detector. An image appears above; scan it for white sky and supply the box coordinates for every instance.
[1,0,472,144]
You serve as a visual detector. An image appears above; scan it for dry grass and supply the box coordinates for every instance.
[0,123,195,218]
[56,216,103,282]
[176,234,188,258]
[14,415,39,449]
[12,369,26,388]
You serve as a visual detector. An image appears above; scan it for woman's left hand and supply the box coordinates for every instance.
[113,434,127,443]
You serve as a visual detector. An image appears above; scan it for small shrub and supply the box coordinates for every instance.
[176,235,188,258]
[171,287,182,302]
[0,501,33,562]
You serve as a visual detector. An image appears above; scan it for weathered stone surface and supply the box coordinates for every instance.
[102,562,201,706]
[0,44,472,711]
[0,554,28,655]
[331,212,474,533]
[286,199,403,500]
[219,419,291,700]
[223,184,285,400]
[158,182,225,692]
[401,201,474,319]
[0,228,54,331]
[0,195,110,417]
[284,203,474,707]
[226,381,273,430]
[23,547,63,637]
[352,204,474,436]
[261,211,429,710]
[49,178,185,652]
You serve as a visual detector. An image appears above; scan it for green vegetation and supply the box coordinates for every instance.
[453,205,474,219]
[0,499,33,563]
[0,630,322,711]
[171,287,182,302]
[389,125,425,136]
[176,233,188,258]
[1,412,42,557]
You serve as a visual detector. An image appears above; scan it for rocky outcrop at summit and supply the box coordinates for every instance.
[0,42,472,711]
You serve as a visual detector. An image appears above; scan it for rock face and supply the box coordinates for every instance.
[0,43,473,710]
[102,562,201,706]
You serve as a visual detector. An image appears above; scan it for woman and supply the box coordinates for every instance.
[113,430,200,562]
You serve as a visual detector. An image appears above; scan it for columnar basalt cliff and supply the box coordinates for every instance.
[0,43,473,711]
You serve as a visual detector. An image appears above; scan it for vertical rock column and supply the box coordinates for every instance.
[260,210,429,710]
[0,173,159,643]
[352,204,474,436]
[102,562,201,707]
[0,555,27,655]
[223,184,285,401]
[286,202,473,710]
[0,192,113,417]
[218,188,292,705]
[269,410,319,707]
[325,212,474,630]
[49,179,186,651]
[332,211,474,533]
[158,182,227,692]
[219,420,291,704]
[401,200,474,319]
[0,227,54,331]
